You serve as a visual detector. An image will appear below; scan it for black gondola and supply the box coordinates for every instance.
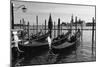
[33,31,50,42]
[18,40,49,52]
[29,32,41,40]
[18,40,49,58]
[29,31,50,42]
[51,29,81,54]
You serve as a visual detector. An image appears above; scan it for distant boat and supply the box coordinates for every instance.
[51,29,81,54]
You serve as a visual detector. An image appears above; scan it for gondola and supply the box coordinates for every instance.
[18,40,49,58]
[18,30,71,54]
[18,40,49,52]
[29,32,41,40]
[33,31,50,42]
[30,31,50,42]
[51,29,81,54]
[18,41,49,58]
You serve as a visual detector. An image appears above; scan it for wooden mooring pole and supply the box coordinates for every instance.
[58,18,60,36]
[75,18,78,58]
[11,3,14,29]
[42,24,43,35]
[20,20,21,29]
[81,20,83,48]
[24,22,26,31]
[75,16,77,32]
[54,22,56,38]
[92,17,95,56]
[27,22,30,40]
[61,24,62,35]
[36,16,38,34]
[45,20,46,34]
[33,24,34,34]
[22,18,25,30]
[70,15,73,35]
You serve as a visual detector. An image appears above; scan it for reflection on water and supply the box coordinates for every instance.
[17,46,95,66]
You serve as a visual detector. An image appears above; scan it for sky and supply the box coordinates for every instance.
[12,1,95,25]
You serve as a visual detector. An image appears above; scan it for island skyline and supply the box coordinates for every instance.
[12,1,95,25]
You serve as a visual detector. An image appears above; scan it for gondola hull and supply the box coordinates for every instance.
[18,41,49,57]
[34,33,49,42]
[51,39,80,54]
[18,43,49,59]
[30,32,50,42]
[19,43,49,52]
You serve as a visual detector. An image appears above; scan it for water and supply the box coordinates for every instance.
[14,26,96,66]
